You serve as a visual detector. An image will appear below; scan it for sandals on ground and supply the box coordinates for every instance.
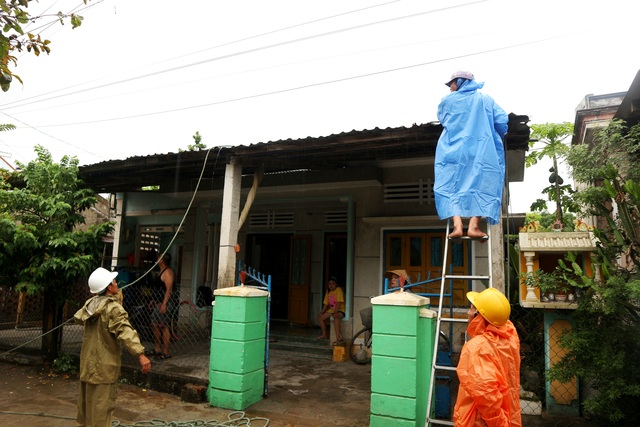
[145,350,161,357]
[154,353,172,360]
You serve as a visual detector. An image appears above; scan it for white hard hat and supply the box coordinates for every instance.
[445,70,474,86]
[88,267,118,294]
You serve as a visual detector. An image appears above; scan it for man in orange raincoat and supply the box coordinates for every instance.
[453,288,522,427]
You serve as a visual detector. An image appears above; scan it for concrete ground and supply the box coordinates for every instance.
[1,353,596,427]
[0,350,372,427]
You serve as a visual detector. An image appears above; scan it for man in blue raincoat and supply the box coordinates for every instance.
[434,71,508,238]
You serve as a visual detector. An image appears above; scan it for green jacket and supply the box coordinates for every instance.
[74,295,145,384]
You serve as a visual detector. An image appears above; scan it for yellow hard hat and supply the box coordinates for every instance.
[466,288,510,327]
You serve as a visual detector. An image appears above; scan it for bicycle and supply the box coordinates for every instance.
[170,299,212,342]
[348,306,452,365]
[349,307,372,364]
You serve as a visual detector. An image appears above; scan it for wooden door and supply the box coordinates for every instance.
[385,232,469,306]
[288,235,311,325]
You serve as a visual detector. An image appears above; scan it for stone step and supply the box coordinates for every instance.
[268,330,334,357]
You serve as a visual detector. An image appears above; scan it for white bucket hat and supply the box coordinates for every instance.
[445,70,474,86]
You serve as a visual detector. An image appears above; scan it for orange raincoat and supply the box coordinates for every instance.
[453,314,522,427]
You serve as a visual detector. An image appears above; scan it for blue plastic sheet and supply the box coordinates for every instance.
[434,79,508,225]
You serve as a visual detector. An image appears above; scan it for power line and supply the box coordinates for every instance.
[14,0,106,58]
[1,0,402,110]
[0,0,111,162]
[0,0,487,111]
[0,110,103,159]
[12,24,502,117]
[2,1,415,162]
[148,0,405,66]
[31,31,582,129]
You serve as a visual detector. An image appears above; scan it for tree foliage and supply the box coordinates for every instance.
[523,211,576,232]
[526,122,579,225]
[549,120,640,426]
[0,145,112,297]
[179,131,207,152]
[0,146,112,359]
[0,0,91,92]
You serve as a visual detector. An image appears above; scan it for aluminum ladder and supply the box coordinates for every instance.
[425,219,493,426]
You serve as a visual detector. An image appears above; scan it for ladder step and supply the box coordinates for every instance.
[428,418,454,426]
[427,219,492,427]
[444,274,489,281]
[440,317,468,323]
[447,235,489,241]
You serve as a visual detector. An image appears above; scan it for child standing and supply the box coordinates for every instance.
[317,277,345,344]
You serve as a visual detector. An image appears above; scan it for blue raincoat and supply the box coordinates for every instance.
[434,79,508,225]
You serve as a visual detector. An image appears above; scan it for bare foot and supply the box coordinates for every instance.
[449,226,463,239]
[467,227,488,241]
[316,335,329,339]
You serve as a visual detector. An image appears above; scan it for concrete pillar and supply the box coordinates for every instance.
[489,222,505,293]
[110,193,124,270]
[208,286,268,410]
[217,158,242,288]
[369,292,435,427]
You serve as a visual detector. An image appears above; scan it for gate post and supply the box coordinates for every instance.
[369,292,436,427]
[208,286,268,410]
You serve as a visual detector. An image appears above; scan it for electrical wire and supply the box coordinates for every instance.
[31,31,581,129]
[0,0,402,110]
[0,0,421,159]
[0,0,111,162]
[0,145,224,358]
[0,110,101,159]
[0,0,487,111]
[11,0,106,58]
[10,21,511,118]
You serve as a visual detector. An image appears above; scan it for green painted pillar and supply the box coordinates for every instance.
[370,292,436,427]
[208,286,268,410]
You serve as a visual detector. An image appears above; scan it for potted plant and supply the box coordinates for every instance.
[523,269,574,302]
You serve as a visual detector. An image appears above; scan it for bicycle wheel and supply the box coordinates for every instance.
[170,300,198,341]
[349,327,372,364]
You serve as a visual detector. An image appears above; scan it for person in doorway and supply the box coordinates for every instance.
[385,269,410,292]
[453,287,522,427]
[150,252,175,360]
[434,71,509,239]
[75,267,151,427]
[317,277,345,344]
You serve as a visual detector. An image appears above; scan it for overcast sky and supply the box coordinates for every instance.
[0,0,637,213]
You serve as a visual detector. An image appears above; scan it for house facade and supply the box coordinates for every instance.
[81,118,530,336]
[571,69,640,267]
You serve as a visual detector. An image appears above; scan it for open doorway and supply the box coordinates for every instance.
[323,233,348,300]
[245,233,292,320]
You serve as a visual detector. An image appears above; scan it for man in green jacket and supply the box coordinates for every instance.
[74,267,151,427]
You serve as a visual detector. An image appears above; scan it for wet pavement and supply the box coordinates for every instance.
[0,349,371,427]
[0,352,596,427]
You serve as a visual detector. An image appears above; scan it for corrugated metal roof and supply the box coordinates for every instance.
[80,117,530,193]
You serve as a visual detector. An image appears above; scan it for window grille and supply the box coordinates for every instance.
[325,210,347,226]
[249,211,294,229]
[384,178,433,204]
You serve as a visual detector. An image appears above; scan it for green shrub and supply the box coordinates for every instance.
[52,353,78,376]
